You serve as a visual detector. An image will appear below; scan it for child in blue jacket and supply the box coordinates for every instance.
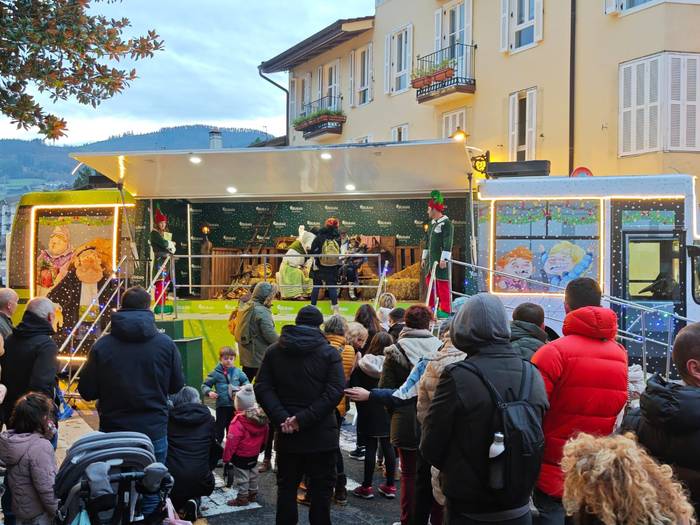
[201,346,249,442]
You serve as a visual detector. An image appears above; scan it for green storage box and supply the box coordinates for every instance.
[155,319,185,340]
[174,337,203,389]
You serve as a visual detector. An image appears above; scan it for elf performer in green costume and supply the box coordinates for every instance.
[422,190,454,318]
[149,206,176,314]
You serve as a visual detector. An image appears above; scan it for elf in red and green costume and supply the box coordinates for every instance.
[422,190,454,318]
[149,206,176,313]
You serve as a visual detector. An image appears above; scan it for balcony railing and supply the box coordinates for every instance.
[414,43,476,103]
[293,96,346,139]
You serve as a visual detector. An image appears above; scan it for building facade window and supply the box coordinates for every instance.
[435,1,473,78]
[619,53,699,156]
[607,0,700,15]
[289,76,297,121]
[442,108,466,139]
[384,25,413,95]
[325,60,340,106]
[508,88,537,161]
[357,45,373,105]
[391,124,409,142]
[500,0,543,53]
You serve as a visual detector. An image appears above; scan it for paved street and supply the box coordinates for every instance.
[58,405,401,525]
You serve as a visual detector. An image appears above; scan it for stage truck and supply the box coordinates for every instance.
[6,140,473,376]
[474,173,700,377]
[5,139,697,378]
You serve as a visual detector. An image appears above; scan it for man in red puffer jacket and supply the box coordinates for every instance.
[531,278,628,525]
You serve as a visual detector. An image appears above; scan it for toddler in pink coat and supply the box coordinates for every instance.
[223,384,269,506]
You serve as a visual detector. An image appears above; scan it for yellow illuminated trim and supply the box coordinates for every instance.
[118,155,126,180]
[478,193,688,202]
[29,203,134,299]
[487,198,605,295]
[58,356,87,362]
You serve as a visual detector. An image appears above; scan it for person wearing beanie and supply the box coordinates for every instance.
[421,293,549,524]
[224,384,269,507]
[309,217,342,315]
[255,305,345,524]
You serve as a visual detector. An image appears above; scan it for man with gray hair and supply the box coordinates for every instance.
[0,288,19,339]
[0,297,59,424]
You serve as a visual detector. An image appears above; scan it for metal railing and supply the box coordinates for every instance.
[442,259,695,381]
[58,256,129,395]
[171,252,387,317]
[299,95,343,117]
[416,43,476,98]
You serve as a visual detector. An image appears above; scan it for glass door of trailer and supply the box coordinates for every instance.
[610,199,686,377]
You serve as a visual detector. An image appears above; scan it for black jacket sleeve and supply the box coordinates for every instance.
[28,338,58,398]
[254,348,290,426]
[294,350,344,430]
[78,346,100,401]
[169,342,185,395]
[420,370,459,470]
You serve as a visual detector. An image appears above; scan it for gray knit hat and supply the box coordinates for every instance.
[234,384,256,411]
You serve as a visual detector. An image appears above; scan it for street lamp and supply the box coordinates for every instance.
[450,126,490,264]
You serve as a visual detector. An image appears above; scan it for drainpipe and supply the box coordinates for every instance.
[568,0,577,175]
[258,66,290,146]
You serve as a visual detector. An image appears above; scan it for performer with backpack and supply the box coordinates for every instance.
[421,293,549,525]
[310,217,342,315]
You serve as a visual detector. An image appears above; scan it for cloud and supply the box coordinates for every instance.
[0,0,375,144]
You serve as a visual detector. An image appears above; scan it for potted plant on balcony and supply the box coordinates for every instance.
[293,108,347,132]
[431,59,455,83]
[411,67,432,89]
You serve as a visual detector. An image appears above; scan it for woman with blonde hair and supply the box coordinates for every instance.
[562,432,696,525]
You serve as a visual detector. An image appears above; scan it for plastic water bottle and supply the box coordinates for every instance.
[488,432,506,490]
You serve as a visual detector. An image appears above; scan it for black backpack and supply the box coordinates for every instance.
[459,359,545,505]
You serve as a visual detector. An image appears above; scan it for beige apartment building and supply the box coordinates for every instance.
[260,0,700,177]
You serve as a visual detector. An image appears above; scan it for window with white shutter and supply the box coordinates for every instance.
[442,109,466,139]
[508,88,537,160]
[500,0,544,53]
[356,45,372,106]
[289,76,297,122]
[349,50,355,108]
[324,60,340,109]
[619,53,699,156]
[367,43,374,102]
[385,25,413,95]
[391,124,409,142]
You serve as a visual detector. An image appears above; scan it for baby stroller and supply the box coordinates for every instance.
[55,432,173,525]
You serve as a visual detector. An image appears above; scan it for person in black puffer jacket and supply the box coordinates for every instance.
[167,386,217,521]
[1,298,59,425]
[622,322,700,517]
[421,293,549,525]
[509,302,548,360]
[254,305,344,525]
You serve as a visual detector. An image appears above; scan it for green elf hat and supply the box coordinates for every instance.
[428,190,446,213]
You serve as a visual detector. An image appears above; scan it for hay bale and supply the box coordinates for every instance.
[393,262,421,280]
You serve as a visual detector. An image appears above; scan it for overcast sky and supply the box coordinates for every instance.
[0,0,375,145]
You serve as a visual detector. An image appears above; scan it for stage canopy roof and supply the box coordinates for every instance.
[71,140,473,201]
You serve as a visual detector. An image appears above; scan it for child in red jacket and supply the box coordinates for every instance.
[224,384,269,507]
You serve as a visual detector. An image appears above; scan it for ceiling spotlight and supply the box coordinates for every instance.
[320,152,332,161]
[189,155,202,165]
[226,186,238,194]
[345,184,356,191]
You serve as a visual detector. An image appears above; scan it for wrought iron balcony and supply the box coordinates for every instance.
[414,43,476,104]
[293,96,346,139]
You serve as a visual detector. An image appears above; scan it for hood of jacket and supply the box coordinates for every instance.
[252,282,275,305]
[325,334,346,349]
[562,306,617,340]
[169,403,213,427]
[450,293,510,352]
[242,406,269,427]
[0,431,44,467]
[640,374,700,433]
[387,328,443,367]
[13,311,54,338]
[110,309,158,342]
[359,354,385,378]
[510,320,548,344]
[279,324,329,356]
